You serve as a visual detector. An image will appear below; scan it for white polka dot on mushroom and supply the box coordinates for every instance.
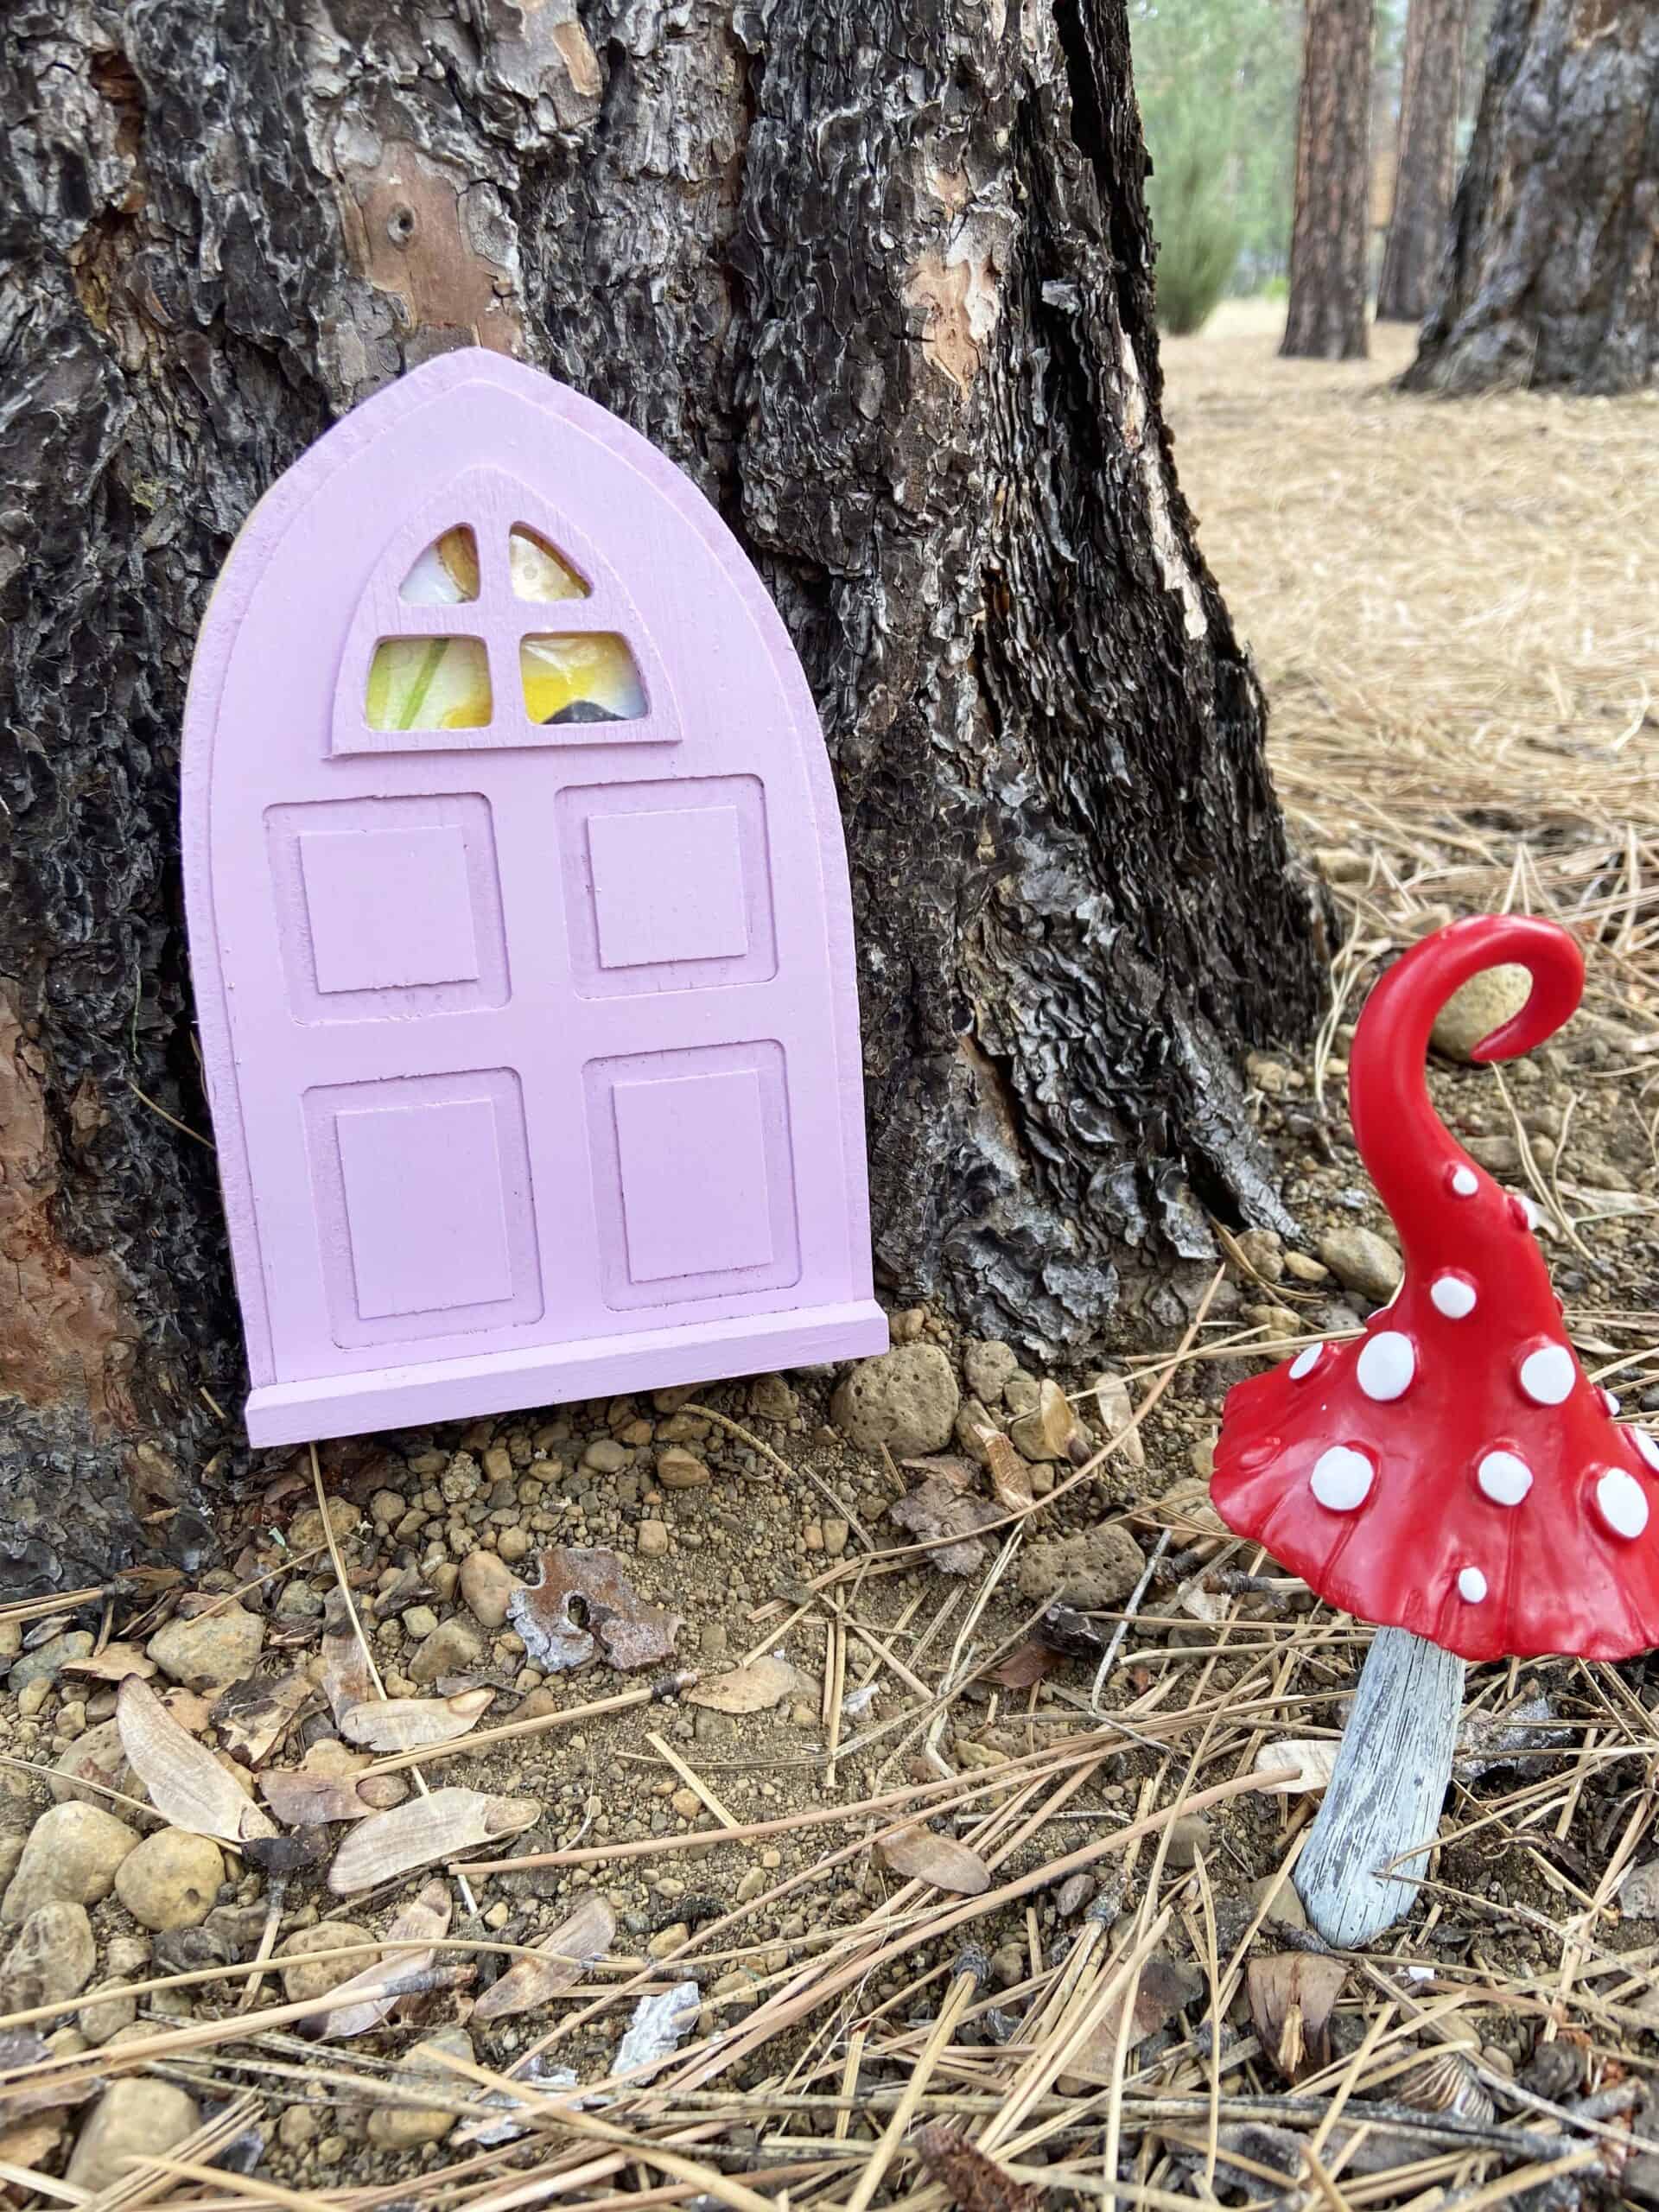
[1601,1387,1621,1415]
[1458,1567,1488,1604]
[1357,1331,1415,1402]
[1594,1468,1649,1541]
[1451,1166,1478,1197]
[1289,1344,1325,1381]
[1519,1344,1575,1406]
[1310,1446,1374,1512]
[1477,1449,1532,1506]
[1431,1273,1477,1319]
[1634,1430,1659,1474]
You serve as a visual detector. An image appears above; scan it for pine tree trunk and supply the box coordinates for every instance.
[0,0,1325,1594]
[1377,0,1466,321]
[1404,0,1659,391]
[1281,0,1375,359]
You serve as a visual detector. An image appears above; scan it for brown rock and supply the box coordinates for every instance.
[113,1828,224,1931]
[1017,1524,1146,1609]
[67,2082,200,2192]
[1,1901,96,2010]
[830,1344,959,1457]
[2,1802,138,1923]
[278,1920,378,2003]
[366,2027,474,2148]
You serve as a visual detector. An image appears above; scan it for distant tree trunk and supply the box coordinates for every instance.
[1405,0,1659,391]
[1282,0,1376,358]
[0,0,1325,1595]
[1377,0,1466,320]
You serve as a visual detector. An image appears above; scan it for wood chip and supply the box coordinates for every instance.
[117,1675,276,1844]
[509,1547,683,1674]
[684,1656,811,1713]
[1253,1739,1339,1794]
[327,1786,539,1894]
[473,1894,615,2023]
[338,1687,494,1751]
[877,1822,991,1895]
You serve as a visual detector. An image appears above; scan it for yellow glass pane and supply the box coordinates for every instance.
[520,633,645,724]
[510,525,588,602]
[399,526,480,604]
[365,637,493,731]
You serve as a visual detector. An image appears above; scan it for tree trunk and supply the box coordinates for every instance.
[1281,0,1375,358]
[1404,0,1659,392]
[0,0,1325,1595]
[1376,0,1466,321]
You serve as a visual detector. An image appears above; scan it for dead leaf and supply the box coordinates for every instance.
[913,2123,1044,2212]
[339,1687,494,1752]
[877,1822,990,1895]
[1068,1955,1205,2081]
[888,1480,1002,1574]
[684,1656,811,1714]
[320,1592,376,1726]
[980,1430,1033,1514]
[473,1894,615,2023]
[509,1548,682,1674]
[1246,1954,1348,2082]
[259,1770,409,1825]
[1253,1739,1338,1795]
[327,1786,539,1894]
[213,1669,315,1766]
[306,1881,450,2037]
[117,1676,276,1845]
[982,1639,1063,1691]
[61,1644,155,1684]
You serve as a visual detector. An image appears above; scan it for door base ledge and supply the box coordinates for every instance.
[245,1300,890,1446]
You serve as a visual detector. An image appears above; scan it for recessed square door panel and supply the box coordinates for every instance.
[584,1041,801,1309]
[267,793,508,1021]
[557,775,777,997]
[304,1070,543,1347]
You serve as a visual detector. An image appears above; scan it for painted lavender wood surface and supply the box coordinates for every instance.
[0,0,1323,1587]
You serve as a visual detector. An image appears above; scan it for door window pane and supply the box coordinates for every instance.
[366,637,493,730]
[520,633,645,723]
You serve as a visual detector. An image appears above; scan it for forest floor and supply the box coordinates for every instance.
[3,308,1659,2211]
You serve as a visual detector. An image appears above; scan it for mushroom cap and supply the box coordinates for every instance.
[1211,915,1659,1663]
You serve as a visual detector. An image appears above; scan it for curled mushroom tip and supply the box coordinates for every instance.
[1212,914,1658,1666]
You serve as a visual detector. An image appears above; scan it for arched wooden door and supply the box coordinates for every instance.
[184,350,885,1446]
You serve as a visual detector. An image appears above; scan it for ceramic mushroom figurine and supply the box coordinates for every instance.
[1212,913,1659,1946]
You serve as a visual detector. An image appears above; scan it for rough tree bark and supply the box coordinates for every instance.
[1282,0,1375,359]
[1376,0,1466,321]
[1404,0,1659,392]
[0,0,1325,1594]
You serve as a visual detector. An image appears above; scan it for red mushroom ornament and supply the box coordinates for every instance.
[1212,914,1659,1944]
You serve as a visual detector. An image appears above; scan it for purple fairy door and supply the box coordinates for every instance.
[183,350,887,1447]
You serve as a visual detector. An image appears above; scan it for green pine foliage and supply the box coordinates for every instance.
[1130,0,1304,326]
[1147,123,1243,334]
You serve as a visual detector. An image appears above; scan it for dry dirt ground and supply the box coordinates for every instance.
[3,307,1659,2212]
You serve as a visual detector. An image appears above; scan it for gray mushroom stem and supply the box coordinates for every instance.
[1294,1626,1467,1947]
